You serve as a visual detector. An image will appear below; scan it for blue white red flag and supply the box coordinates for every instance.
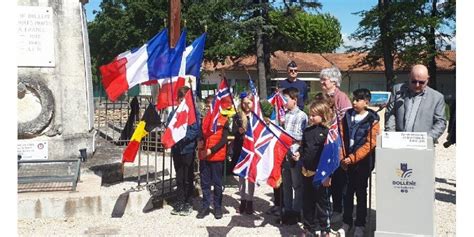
[100,28,172,101]
[268,90,288,126]
[313,118,342,187]
[233,112,293,188]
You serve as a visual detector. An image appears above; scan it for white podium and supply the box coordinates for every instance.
[375,132,435,237]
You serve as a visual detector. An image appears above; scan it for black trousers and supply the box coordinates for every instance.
[331,167,348,213]
[302,176,331,233]
[273,185,284,207]
[172,152,195,204]
[199,160,224,209]
[343,166,370,227]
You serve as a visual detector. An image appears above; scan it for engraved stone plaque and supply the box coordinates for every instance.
[17,6,55,67]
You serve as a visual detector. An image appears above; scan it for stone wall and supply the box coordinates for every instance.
[17,0,95,159]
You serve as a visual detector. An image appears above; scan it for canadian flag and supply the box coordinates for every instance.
[161,89,197,149]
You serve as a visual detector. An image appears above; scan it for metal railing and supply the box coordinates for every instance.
[94,94,200,202]
[18,159,82,192]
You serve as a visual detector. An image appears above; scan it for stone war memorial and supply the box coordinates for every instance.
[17,0,95,161]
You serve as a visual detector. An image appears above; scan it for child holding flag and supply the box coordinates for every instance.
[280,87,308,224]
[293,100,333,237]
[338,89,380,237]
[232,92,256,215]
[169,86,200,216]
[196,96,234,219]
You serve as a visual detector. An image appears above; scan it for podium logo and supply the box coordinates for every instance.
[393,163,416,193]
[396,163,413,178]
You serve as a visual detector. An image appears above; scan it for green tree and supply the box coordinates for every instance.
[350,0,456,90]
[269,10,342,52]
[88,0,343,94]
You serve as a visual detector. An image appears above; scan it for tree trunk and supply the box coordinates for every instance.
[256,26,267,99]
[379,0,395,91]
[255,0,267,99]
[262,0,272,96]
[427,0,438,89]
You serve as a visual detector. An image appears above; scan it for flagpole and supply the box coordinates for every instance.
[187,77,199,126]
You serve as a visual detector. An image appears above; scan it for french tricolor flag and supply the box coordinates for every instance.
[99,28,182,101]
[156,31,207,109]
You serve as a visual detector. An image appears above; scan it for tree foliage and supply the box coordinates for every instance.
[87,0,343,85]
[269,10,342,52]
[349,0,456,89]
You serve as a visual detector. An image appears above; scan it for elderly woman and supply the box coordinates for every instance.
[319,67,352,121]
[319,66,352,225]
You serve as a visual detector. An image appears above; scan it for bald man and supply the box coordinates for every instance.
[385,64,447,142]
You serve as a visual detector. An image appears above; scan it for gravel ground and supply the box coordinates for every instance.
[18,131,456,236]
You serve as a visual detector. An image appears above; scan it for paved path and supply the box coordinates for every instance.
[18,131,456,236]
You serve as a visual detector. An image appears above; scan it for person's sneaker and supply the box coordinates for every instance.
[354,226,365,237]
[331,211,343,223]
[179,203,193,216]
[196,207,210,219]
[214,208,223,219]
[337,223,351,236]
[170,202,183,215]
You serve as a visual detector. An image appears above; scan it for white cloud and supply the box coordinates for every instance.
[336,33,370,53]
[336,33,456,53]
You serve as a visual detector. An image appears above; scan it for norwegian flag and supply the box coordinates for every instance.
[233,112,293,188]
[313,118,342,187]
[161,89,197,148]
[267,90,288,126]
[203,79,233,134]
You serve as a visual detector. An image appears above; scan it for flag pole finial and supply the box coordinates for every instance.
[164,18,167,28]
[204,24,208,32]
[184,19,187,28]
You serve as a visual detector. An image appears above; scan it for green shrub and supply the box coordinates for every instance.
[260,100,274,118]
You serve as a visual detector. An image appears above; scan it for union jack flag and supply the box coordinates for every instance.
[313,118,342,187]
[267,90,288,126]
[233,112,293,188]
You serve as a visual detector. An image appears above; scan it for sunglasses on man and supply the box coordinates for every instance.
[411,79,427,85]
[289,69,298,73]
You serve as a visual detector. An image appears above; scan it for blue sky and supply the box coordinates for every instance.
[84,0,375,37]
[84,0,454,52]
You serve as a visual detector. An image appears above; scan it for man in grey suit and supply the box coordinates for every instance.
[385,64,447,142]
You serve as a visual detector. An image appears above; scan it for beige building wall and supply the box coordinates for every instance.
[202,70,455,100]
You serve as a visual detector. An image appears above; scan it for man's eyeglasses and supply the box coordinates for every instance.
[289,69,298,73]
[411,79,427,85]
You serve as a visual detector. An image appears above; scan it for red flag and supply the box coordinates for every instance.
[156,77,185,110]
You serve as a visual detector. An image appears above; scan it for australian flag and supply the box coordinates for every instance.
[233,112,293,188]
[313,119,342,187]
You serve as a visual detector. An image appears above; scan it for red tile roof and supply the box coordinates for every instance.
[203,50,456,72]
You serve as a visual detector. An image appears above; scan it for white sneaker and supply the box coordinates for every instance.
[354,226,365,237]
[331,211,343,223]
[337,223,350,237]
